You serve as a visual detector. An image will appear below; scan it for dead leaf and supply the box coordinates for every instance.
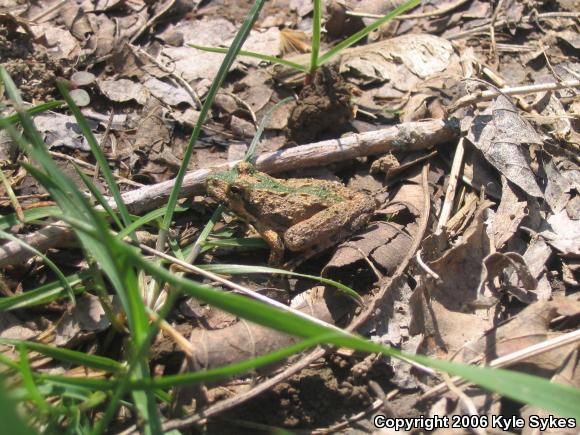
[86,14,117,58]
[60,2,92,41]
[35,24,81,59]
[55,294,110,346]
[466,96,543,197]
[0,311,37,341]
[289,0,313,16]
[491,177,528,249]
[544,158,580,214]
[235,70,274,113]
[478,252,538,304]
[34,113,100,151]
[533,91,571,140]
[132,100,173,155]
[143,77,195,107]
[456,297,580,373]
[239,27,281,67]
[410,200,495,357]
[521,348,580,434]
[98,78,149,104]
[540,209,580,257]
[324,222,412,275]
[515,238,553,301]
[171,108,200,128]
[229,115,256,139]
[340,34,456,86]
[161,18,237,87]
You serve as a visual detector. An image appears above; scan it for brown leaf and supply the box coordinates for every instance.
[491,177,528,249]
[456,296,580,373]
[410,200,494,357]
[541,209,580,257]
[60,2,92,41]
[466,96,543,197]
[98,78,149,104]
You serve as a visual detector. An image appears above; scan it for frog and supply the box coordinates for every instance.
[205,162,377,267]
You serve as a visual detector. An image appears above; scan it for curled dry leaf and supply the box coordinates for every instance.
[324,168,424,278]
[491,177,528,250]
[479,252,538,304]
[59,2,92,41]
[465,95,543,197]
[323,221,412,276]
[183,287,351,370]
[541,209,580,257]
[544,157,580,214]
[55,294,110,346]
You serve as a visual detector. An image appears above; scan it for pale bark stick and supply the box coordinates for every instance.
[0,119,458,267]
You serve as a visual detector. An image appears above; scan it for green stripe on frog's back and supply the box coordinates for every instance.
[207,168,239,183]
[249,172,345,201]
[208,168,346,202]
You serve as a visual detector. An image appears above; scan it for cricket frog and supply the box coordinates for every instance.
[206,162,376,266]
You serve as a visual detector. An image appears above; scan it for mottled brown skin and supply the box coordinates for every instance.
[206,162,376,266]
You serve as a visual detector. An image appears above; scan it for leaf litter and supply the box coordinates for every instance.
[0,0,579,432]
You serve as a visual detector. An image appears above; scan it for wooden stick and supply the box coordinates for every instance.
[448,79,580,112]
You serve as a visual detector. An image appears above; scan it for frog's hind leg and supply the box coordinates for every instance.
[283,198,374,268]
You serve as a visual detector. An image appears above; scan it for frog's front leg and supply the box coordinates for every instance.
[283,196,375,255]
[252,222,285,265]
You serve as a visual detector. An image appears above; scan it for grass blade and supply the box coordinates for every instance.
[0,272,86,311]
[153,0,268,307]
[201,263,362,303]
[0,100,64,127]
[0,206,62,230]
[57,82,134,232]
[0,382,36,435]
[310,0,322,71]
[73,164,123,230]
[0,339,123,373]
[18,345,49,414]
[188,44,309,72]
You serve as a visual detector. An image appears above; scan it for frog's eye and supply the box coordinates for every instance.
[229,185,242,195]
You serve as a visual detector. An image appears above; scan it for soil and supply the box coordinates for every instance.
[0,19,65,102]
[287,66,354,144]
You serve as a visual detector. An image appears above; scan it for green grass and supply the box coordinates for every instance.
[0,0,579,432]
